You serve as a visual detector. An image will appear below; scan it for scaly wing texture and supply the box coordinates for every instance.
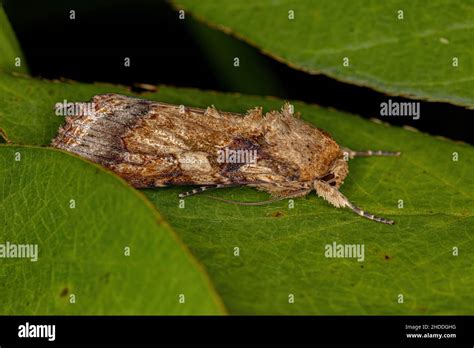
[52,94,343,194]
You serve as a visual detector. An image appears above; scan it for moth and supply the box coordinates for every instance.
[52,94,400,224]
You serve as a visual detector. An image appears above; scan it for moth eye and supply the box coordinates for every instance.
[320,173,335,182]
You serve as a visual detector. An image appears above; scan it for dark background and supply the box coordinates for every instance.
[4,0,473,144]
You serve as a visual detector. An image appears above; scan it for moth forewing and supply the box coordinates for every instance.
[52,94,400,224]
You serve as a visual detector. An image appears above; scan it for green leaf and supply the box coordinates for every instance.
[0,145,225,314]
[173,0,474,107]
[0,73,473,314]
[0,5,28,73]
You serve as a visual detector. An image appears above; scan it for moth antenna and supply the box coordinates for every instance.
[347,203,395,225]
[200,189,310,206]
[341,147,401,160]
[178,181,278,199]
[178,184,233,198]
[314,180,394,225]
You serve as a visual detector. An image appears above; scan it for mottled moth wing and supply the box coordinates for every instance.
[52,94,343,196]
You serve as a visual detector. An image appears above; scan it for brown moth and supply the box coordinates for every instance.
[52,94,400,224]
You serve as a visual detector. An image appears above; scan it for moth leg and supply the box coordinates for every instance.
[178,184,238,198]
[314,180,394,225]
[341,147,400,160]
